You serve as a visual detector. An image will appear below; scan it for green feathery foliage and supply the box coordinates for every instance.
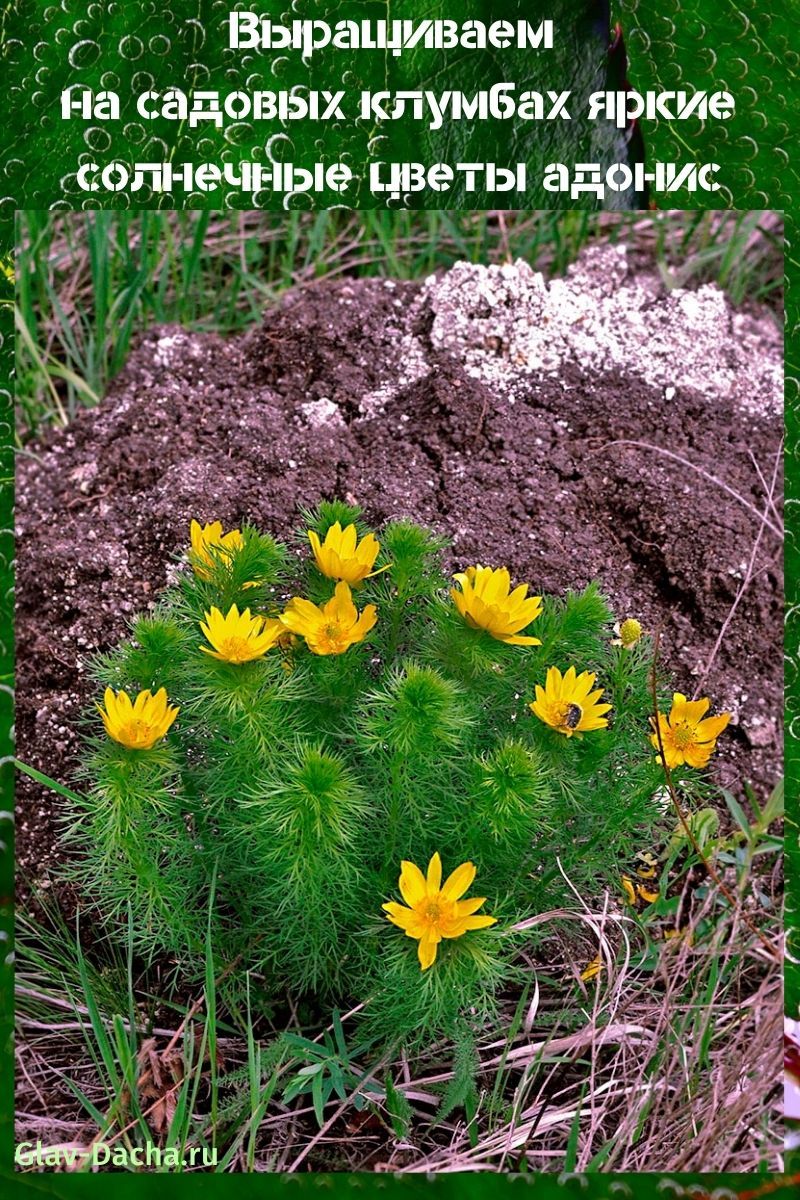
[61,502,725,1049]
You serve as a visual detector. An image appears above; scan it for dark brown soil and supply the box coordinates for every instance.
[16,262,783,898]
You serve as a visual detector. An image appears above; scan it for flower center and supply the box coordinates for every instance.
[220,635,254,662]
[424,901,442,923]
[123,719,154,745]
[671,721,695,750]
[319,621,347,652]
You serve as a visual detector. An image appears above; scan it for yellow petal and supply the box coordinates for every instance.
[440,918,470,938]
[466,595,493,631]
[694,712,730,742]
[426,852,442,894]
[399,860,427,906]
[479,568,508,603]
[328,580,357,624]
[441,860,476,902]
[418,938,438,970]
[581,955,602,982]
[579,704,612,728]
[579,715,610,731]
[562,666,578,694]
[461,914,497,930]
[352,605,377,640]
[683,697,711,725]
[357,532,380,567]
[451,587,469,618]
[658,739,683,769]
[684,742,715,769]
[572,672,598,701]
[546,666,563,700]
[347,525,363,557]
[280,597,322,636]
[382,901,416,929]
[454,895,488,917]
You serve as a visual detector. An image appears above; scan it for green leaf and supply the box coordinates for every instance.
[311,1066,327,1127]
[436,1029,479,1124]
[383,1073,413,1140]
[722,788,752,836]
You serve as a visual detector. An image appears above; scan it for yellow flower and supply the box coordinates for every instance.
[280,581,377,656]
[622,874,659,908]
[382,852,497,970]
[634,850,659,881]
[613,617,643,648]
[200,604,284,663]
[664,927,694,946]
[650,693,730,769]
[529,666,612,737]
[580,954,602,982]
[98,687,178,750]
[451,565,542,645]
[190,519,244,580]
[308,522,387,584]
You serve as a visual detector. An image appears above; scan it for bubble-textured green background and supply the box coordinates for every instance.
[0,0,796,1191]
[624,0,796,209]
[1,0,650,212]
[2,0,796,213]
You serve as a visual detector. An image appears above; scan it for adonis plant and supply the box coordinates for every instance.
[65,501,729,1049]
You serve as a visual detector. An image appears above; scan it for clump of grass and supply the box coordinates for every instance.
[15,210,783,436]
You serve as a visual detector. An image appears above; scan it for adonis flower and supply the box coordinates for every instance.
[383,852,497,970]
[580,954,602,982]
[622,874,659,908]
[530,665,612,737]
[612,617,643,648]
[280,581,377,655]
[200,604,284,663]
[451,565,542,645]
[98,687,179,750]
[650,693,730,769]
[308,522,388,585]
[190,519,245,580]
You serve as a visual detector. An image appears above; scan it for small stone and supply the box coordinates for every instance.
[300,397,344,428]
[744,717,775,748]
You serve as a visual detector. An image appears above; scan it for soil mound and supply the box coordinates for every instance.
[16,248,783,891]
